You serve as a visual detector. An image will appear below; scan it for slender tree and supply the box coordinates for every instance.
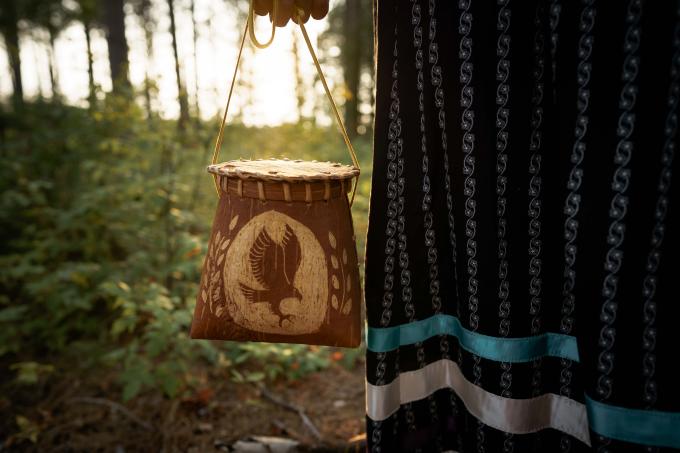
[0,0,24,104]
[84,22,95,104]
[132,0,156,117]
[233,2,252,122]
[27,0,70,99]
[32,46,46,99]
[341,0,361,138]
[189,0,201,119]
[74,0,100,106]
[292,33,305,121]
[319,0,374,137]
[362,0,376,129]
[103,0,130,90]
[167,0,189,127]
[46,28,59,98]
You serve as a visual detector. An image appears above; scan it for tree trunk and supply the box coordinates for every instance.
[84,21,96,107]
[103,0,130,90]
[292,34,305,122]
[48,27,60,99]
[190,0,200,119]
[139,0,154,117]
[32,48,45,99]
[1,1,23,104]
[167,0,189,127]
[342,0,360,138]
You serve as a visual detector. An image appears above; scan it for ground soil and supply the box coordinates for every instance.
[0,360,366,452]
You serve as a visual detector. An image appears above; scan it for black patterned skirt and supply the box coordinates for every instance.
[364,0,680,451]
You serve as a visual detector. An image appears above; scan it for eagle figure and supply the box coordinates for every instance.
[239,224,302,326]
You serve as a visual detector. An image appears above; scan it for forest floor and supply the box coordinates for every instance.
[1,359,367,452]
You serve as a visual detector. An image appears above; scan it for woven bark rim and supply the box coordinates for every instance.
[208,158,360,182]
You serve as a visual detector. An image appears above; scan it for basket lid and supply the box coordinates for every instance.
[208,158,359,182]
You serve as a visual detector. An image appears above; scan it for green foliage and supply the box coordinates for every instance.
[0,97,371,401]
[230,344,330,382]
[13,415,40,444]
[9,362,55,385]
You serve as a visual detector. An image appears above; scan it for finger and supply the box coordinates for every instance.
[274,0,294,27]
[253,0,272,16]
[310,0,329,20]
[295,0,312,13]
[293,0,312,23]
[292,8,311,24]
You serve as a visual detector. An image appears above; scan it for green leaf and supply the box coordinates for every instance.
[10,362,54,385]
[145,331,167,358]
[230,370,245,383]
[122,379,142,402]
[245,371,265,382]
[0,306,28,323]
[120,360,154,401]
[15,415,40,443]
[156,363,183,398]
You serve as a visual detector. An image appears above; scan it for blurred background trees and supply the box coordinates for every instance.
[319,0,374,138]
[103,0,130,90]
[0,0,25,104]
[0,0,373,449]
[0,0,374,133]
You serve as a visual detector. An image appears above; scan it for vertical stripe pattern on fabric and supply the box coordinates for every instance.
[527,0,547,398]
[456,0,484,451]
[549,0,562,102]
[427,2,465,449]
[367,1,680,451]
[559,0,596,451]
[495,0,513,451]
[596,0,643,451]
[371,22,402,452]
[411,1,443,449]
[394,26,421,438]
[639,7,680,452]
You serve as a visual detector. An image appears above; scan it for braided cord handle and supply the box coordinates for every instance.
[211,0,360,206]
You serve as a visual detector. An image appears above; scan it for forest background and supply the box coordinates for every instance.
[0,0,374,450]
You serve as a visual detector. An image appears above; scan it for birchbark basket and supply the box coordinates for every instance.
[190,158,362,347]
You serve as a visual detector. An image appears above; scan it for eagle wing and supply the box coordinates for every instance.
[280,224,302,285]
[249,227,275,288]
[239,282,260,303]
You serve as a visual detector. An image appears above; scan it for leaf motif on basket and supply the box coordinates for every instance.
[341,298,351,315]
[328,235,352,316]
[202,226,234,320]
[229,215,240,232]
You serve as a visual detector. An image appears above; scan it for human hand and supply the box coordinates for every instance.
[252,0,330,27]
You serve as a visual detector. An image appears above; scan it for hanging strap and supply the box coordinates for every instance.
[211,0,360,206]
[248,0,277,49]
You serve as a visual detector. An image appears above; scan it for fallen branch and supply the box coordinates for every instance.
[271,419,304,442]
[69,397,154,431]
[257,385,322,442]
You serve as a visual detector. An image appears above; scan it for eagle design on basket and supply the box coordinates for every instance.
[239,224,303,326]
